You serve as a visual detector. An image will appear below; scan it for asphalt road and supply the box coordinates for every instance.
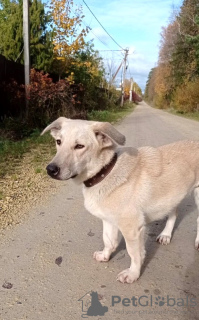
[1,101,199,320]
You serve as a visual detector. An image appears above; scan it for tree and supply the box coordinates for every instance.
[0,0,53,71]
[68,43,104,85]
[50,0,89,77]
[29,0,54,71]
[0,0,23,62]
[172,0,199,83]
[145,0,199,111]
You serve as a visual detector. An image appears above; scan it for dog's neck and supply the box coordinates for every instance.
[83,153,117,187]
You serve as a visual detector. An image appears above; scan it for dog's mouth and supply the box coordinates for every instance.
[71,174,77,179]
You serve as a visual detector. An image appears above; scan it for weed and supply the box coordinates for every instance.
[35,168,42,174]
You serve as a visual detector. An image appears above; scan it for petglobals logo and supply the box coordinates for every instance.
[78,291,108,318]
[78,292,197,317]
[112,295,197,308]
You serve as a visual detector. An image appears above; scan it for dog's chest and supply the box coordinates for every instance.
[83,187,115,223]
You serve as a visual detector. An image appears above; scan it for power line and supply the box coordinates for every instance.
[82,0,124,51]
[90,30,110,48]
[97,50,123,52]
[82,21,111,49]
[71,8,111,49]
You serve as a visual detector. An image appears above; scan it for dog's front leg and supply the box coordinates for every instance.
[93,220,119,262]
[117,219,146,284]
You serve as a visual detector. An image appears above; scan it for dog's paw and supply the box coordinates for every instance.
[156,233,171,245]
[195,240,199,251]
[117,268,139,284]
[93,251,110,262]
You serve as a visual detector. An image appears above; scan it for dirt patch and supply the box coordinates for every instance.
[0,145,58,230]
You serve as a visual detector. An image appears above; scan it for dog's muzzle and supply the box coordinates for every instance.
[46,163,60,177]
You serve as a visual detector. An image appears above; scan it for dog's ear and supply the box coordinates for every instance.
[91,122,126,147]
[41,117,70,137]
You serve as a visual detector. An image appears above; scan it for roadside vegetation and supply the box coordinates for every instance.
[144,0,199,119]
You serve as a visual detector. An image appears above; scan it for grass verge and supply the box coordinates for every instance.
[0,129,54,178]
[167,108,199,122]
[88,102,135,123]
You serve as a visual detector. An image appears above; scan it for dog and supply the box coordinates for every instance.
[42,117,199,283]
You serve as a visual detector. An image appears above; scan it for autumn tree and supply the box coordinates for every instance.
[50,0,89,78]
[68,43,104,85]
[124,79,131,95]
[145,0,199,111]
[124,79,142,97]
[144,68,157,102]
[133,82,142,96]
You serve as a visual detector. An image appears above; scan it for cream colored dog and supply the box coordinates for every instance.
[42,117,199,283]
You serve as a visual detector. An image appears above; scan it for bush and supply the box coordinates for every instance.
[1,69,122,139]
[28,69,76,127]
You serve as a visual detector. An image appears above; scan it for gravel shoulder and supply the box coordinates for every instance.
[0,143,60,230]
[1,101,199,320]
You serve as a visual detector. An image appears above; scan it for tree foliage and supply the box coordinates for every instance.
[50,0,89,77]
[145,0,199,112]
[124,79,142,95]
[0,0,53,71]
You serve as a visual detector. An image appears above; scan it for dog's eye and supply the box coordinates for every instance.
[56,139,61,145]
[74,144,85,149]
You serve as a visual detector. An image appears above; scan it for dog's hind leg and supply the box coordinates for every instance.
[93,220,119,262]
[194,187,199,250]
[156,209,178,245]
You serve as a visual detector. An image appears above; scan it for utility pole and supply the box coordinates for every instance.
[129,77,134,102]
[111,60,123,86]
[121,48,128,107]
[23,0,30,118]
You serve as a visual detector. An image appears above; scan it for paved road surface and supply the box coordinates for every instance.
[1,102,199,320]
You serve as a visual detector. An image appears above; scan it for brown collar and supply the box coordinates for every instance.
[84,153,117,187]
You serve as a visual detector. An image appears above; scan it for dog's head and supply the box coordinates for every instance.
[41,117,126,182]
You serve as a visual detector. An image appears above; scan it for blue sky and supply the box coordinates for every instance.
[74,0,183,92]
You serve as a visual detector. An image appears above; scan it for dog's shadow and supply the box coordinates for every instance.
[112,194,197,274]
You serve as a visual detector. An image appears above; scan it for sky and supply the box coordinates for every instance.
[74,0,183,92]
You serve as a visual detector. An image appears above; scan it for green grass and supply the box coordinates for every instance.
[0,128,53,158]
[168,109,199,122]
[88,102,135,123]
[0,130,54,177]
[35,167,42,174]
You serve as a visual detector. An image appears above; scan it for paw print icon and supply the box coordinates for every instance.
[155,296,165,307]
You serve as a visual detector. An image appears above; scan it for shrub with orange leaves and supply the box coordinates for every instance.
[28,69,77,127]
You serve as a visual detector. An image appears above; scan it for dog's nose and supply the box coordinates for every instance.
[46,163,60,176]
